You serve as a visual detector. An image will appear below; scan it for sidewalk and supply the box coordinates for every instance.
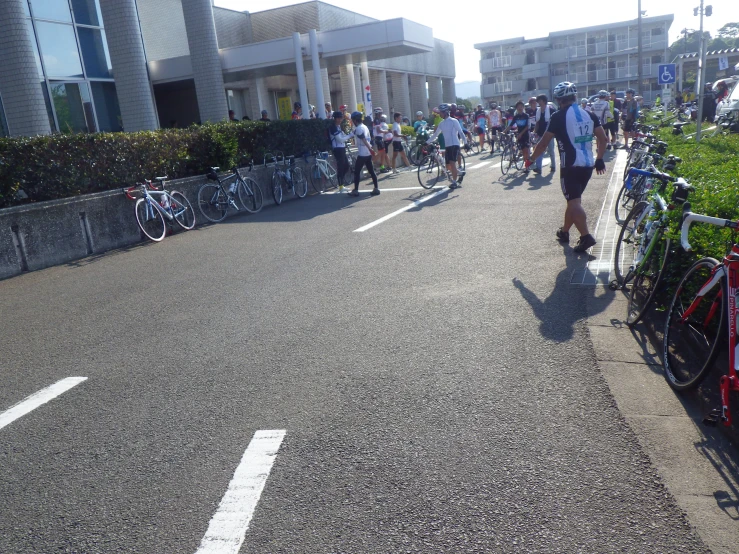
[585,235,739,553]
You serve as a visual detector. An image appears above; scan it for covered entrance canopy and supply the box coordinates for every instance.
[148,18,434,84]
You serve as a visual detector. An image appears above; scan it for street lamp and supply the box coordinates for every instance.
[637,1,644,96]
[694,2,712,142]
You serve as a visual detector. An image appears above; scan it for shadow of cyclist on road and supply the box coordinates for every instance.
[512,246,615,342]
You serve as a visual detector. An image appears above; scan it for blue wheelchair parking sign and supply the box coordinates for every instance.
[658,64,676,85]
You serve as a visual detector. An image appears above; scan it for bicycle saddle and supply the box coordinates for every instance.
[155,176,167,182]
[672,121,689,128]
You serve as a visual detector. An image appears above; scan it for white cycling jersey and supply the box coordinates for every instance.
[591,99,613,126]
[427,116,466,147]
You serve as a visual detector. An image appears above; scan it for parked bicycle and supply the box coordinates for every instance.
[417,143,466,189]
[309,150,350,193]
[612,168,693,326]
[265,151,307,205]
[124,177,195,242]
[663,205,739,426]
[197,162,263,223]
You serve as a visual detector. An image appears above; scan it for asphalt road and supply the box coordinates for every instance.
[0,149,709,553]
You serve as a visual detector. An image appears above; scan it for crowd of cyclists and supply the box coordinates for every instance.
[325,81,623,252]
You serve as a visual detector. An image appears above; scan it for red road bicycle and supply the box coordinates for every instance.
[663,204,739,426]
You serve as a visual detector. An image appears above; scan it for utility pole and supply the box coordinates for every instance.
[694,1,712,142]
[637,0,643,95]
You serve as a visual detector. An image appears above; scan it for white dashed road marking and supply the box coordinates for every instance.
[468,161,492,169]
[195,429,286,554]
[353,187,450,232]
[0,377,87,431]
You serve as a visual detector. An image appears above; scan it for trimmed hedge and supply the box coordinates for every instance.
[0,120,331,208]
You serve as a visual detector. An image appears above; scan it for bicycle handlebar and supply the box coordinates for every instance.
[680,206,739,251]
[627,167,676,182]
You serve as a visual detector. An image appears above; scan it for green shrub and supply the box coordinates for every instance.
[646,122,739,298]
[0,119,329,208]
[401,125,416,138]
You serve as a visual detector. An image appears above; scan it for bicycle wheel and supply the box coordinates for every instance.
[169,191,195,230]
[417,155,442,189]
[135,198,166,242]
[464,140,479,155]
[409,144,426,166]
[626,234,670,326]
[663,257,724,391]
[458,152,466,171]
[291,167,308,198]
[613,200,649,286]
[197,184,228,223]
[237,177,263,213]
[272,172,283,205]
[614,183,634,225]
[310,163,331,193]
[500,146,511,174]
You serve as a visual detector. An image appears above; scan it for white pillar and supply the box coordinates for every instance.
[369,69,388,116]
[293,32,309,119]
[409,74,428,115]
[98,0,158,131]
[308,29,326,119]
[360,59,372,116]
[340,64,357,112]
[181,0,229,123]
[427,76,443,110]
[390,72,411,118]
[442,78,456,104]
[0,0,51,136]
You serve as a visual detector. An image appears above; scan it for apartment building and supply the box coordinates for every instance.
[475,15,673,107]
[0,0,455,137]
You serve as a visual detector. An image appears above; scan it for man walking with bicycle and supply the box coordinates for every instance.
[526,81,607,253]
[426,103,467,189]
[329,111,353,185]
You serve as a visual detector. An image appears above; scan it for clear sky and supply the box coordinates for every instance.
[215,0,736,83]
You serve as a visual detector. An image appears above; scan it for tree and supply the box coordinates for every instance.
[456,98,473,111]
[717,22,739,41]
[708,37,732,51]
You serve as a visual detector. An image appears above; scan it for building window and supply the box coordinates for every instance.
[0,94,9,137]
[77,27,112,78]
[35,21,84,78]
[651,27,663,36]
[29,0,72,22]
[25,19,44,78]
[49,81,96,133]
[90,82,121,132]
[70,0,103,26]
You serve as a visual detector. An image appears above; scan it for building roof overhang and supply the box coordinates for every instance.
[148,18,434,84]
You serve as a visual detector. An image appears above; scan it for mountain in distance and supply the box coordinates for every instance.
[455,81,481,99]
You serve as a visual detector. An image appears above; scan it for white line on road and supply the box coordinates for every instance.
[353,187,449,232]
[0,377,87,431]
[195,429,286,554]
[468,161,492,169]
[328,185,443,195]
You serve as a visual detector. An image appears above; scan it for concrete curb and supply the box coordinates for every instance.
[0,159,314,281]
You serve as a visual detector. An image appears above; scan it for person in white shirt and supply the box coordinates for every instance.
[426,103,468,189]
[349,111,379,197]
[390,112,411,174]
[533,94,557,174]
[590,90,614,150]
[487,102,503,151]
[580,98,591,112]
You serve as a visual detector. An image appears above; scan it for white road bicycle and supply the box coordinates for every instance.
[417,143,466,189]
[124,177,196,242]
[309,150,350,193]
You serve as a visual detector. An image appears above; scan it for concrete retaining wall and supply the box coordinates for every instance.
[0,159,312,281]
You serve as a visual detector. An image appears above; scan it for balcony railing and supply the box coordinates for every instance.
[565,38,668,58]
[493,81,513,93]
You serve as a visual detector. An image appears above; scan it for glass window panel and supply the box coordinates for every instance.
[30,0,72,22]
[70,0,102,27]
[91,82,121,132]
[35,21,83,79]
[78,81,97,132]
[41,82,56,131]
[26,19,44,78]
[50,82,94,133]
[0,94,10,137]
[77,27,111,78]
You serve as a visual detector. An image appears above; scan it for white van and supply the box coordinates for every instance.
[717,77,739,117]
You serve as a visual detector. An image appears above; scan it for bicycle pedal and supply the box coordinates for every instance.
[703,409,722,427]
[608,280,622,291]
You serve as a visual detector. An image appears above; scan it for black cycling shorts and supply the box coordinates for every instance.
[623,119,635,132]
[517,133,530,149]
[392,141,404,152]
[374,137,385,150]
[489,126,502,136]
[560,166,594,201]
[444,145,460,165]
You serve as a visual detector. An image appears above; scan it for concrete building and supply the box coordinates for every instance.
[475,15,673,107]
[0,0,455,138]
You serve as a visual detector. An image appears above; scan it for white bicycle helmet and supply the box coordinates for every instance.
[598,89,609,98]
[416,111,424,116]
[553,81,577,100]
[380,114,387,121]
